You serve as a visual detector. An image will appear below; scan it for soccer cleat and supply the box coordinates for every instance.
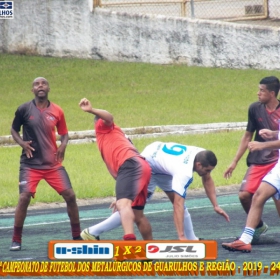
[252,222,268,244]
[73,235,83,240]
[10,241,21,251]
[80,228,100,241]
[222,240,251,253]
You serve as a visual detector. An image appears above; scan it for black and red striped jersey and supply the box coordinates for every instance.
[246,101,280,166]
[12,100,68,169]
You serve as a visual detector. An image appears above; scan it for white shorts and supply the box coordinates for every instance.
[262,163,280,200]
[147,173,173,201]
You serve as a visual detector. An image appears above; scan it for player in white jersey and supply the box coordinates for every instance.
[222,128,280,253]
[81,142,230,240]
[142,142,205,198]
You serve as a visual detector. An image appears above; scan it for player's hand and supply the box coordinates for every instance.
[259,129,275,140]
[22,140,35,158]
[223,162,237,179]
[79,98,93,113]
[109,201,117,213]
[248,141,265,152]
[214,205,230,222]
[56,145,66,163]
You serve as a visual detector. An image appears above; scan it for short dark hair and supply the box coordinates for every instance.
[260,76,280,97]
[194,150,217,167]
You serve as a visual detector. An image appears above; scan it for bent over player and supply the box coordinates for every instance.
[79,98,152,241]
[10,77,81,251]
[81,141,230,241]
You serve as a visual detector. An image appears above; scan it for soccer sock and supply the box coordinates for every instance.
[71,223,81,239]
[184,208,198,240]
[13,226,23,243]
[239,227,254,244]
[88,211,122,236]
[123,234,136,240]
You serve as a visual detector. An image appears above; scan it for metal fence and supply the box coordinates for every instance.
[93,0,280,27]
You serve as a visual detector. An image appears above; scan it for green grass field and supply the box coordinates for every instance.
[0,53,279,208]
[1,131,247,208]
[1,53,280,135]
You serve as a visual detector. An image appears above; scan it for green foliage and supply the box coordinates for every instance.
[0,53,278,208]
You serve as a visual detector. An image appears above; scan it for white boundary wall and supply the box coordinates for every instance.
[269,0,280,18]
[0,122,247,146]
[0,0,279,70]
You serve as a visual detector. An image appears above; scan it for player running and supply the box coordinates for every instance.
[222,128,280,253]
[223,76,280,243]
[81,141,230,241]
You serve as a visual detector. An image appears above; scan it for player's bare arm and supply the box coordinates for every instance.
[79,98,113,126]
[11,127,35,158]
[173,193,187,240]
[56,133,69,163]
[248,139,280,152]
[259,129,278,140]
[223,131,253,179]
[202,174,230,222]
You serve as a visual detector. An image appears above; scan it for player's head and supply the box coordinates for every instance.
[259,76,280,98]
[32,77,50,99]
[194,150,217,176]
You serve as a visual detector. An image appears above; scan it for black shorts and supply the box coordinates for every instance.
[116,157,151,210]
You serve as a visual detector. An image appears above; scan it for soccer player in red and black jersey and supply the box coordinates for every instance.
[79,98,152,241]
[223,76,280,245]
[10,77,81,251]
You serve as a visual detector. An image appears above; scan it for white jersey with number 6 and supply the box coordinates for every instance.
[141,141,204,198]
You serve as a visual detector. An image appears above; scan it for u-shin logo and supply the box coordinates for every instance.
[54,243,114,259]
